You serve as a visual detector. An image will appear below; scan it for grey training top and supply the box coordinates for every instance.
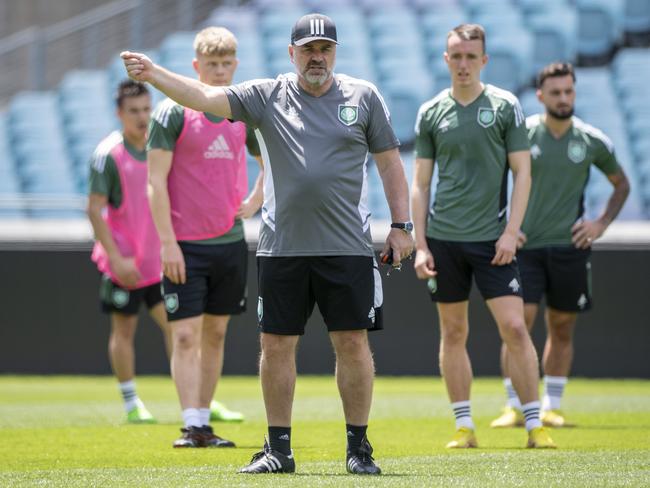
[225,72,399,257]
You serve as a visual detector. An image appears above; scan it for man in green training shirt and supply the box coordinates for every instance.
[490,62,630,429]
[412,23,555,449]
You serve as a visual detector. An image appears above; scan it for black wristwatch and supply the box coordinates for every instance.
[391,222,413,233]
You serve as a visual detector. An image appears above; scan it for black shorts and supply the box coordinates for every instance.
[162,240,248,321]
[518,246,592,312]
[257,255,383,335]
[99,274,162,315]
[426,238,523,302]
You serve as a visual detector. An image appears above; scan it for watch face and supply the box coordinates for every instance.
[405,222,414,232]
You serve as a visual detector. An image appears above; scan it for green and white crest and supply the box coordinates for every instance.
[338,104,358,126]
[164,293,179,313]
[257,297,263,324]
[477,107,496,128]
[112,289,129,308]
[568,140,587,164]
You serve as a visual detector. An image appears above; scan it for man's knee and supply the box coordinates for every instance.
[440,319,468,346]
[173,321,201,351]
[500,316,529,345]
[261,333,297,360]
[331,330,371,360]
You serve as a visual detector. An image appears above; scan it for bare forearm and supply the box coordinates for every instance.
[411,185,430,250]
[599,178,630,227]
[150,66,230,118]
[88,211,121,260]
[148,183,177,244]
[247,171,264,210]
[507,169,531,234]
[377,162,409,223]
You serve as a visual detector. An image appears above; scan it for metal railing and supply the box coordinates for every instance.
[0,0,222,105]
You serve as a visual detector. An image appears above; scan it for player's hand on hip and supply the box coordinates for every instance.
[120,51,155,83]
[414,248,436,280]
[112,256,141,288]
[571,219,605,249]
[381,228,414,267]
[517,230,527,249]
[161,241,186,284]
[235,198,258,219]
[492,230,517,266]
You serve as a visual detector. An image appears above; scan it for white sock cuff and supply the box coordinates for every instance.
[521,401,541,411]
[544,375,568,385]
[503,377,513,387]
[199,408,211,426]
[119,380,136,391]
[182,408,202,428]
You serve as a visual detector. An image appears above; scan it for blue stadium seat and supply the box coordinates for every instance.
[518,0,571,14]
[518,88,542,117]
[367,10,418,35]
[464,0,516,16]
[159,32,196,65]
[482,31,533,92]
[576,0,624,60]
[203,6,258,34]
[419,8,469,37]
[623,0,650,36]
[383,86,429,144]
[526,11,578,73]
[259,7,308,37]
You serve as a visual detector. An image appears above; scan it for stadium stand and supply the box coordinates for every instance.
[0,0,648,220]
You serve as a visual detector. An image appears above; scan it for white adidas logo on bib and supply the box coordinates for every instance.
[204,135,234,159]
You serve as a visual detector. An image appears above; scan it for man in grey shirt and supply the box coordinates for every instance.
[122,13,413,476]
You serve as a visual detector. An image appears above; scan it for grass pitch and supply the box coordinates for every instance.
[1,375,649,487]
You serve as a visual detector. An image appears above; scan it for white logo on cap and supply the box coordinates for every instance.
[310,18,325,35]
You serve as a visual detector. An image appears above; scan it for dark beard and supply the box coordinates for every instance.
[547,107,574,120]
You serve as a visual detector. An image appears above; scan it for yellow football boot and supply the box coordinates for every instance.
[527,426,557,448]
[445,427,478,448]
[490,406,525,428]
[541,409,575,428]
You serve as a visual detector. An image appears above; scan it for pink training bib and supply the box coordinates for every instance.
[168,108,248,241]
[91,133,162,289]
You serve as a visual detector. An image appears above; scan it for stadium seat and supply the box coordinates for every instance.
[576,0,624,62]
[419,8,469,37]
[623,0,650,39]
[481,32,533,92]
[259,7,308,37]
[526,11,578,73]
[518,0,571,15]
[203,6,258,34]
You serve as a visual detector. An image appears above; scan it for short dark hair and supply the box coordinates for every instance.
[115,79,149,107]
[537,62,576,88]
[447,24,486,53]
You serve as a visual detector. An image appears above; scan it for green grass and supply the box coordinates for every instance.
[1,376,649,487]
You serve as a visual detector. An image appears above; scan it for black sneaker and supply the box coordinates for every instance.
[173,426,206,448]
[239,438,295,474]
[201,425,236,448]
[346,436,381,475]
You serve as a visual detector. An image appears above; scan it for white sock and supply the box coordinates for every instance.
[119,380,141,412]
[182,408,202,428]
[199,408,211,427]
[542,375,567,411]
[451,400,475,430]
[521,401,542,431]
[503,378,521,409]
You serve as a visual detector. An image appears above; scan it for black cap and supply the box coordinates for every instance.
[291,13,338,46]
